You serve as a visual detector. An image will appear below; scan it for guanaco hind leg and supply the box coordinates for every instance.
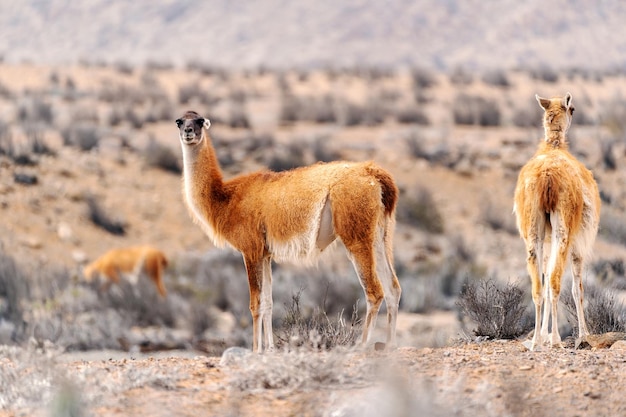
[571,252,589,339]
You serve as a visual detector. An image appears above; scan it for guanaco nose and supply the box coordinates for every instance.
[184,126,193,134]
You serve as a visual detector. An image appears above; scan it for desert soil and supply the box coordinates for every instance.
[3,339,626,417]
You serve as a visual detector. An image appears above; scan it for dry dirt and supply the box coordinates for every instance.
[3,339,626,417]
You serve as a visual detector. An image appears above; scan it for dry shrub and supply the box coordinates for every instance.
[17,96,54,125]
[61,125,101,151]
[599,206,626,245]
[396,107,430,125]
[453,94,501,126]
[449,67,474,86]
[279,94,337,125]
[143,138,181,174]
[0,249,28,330]
[100,279,176,328]
[562,282,626,335]
[481,70,511,87]
[529,66,559,83]
[267,142,307,172]
[397,186,444,234]
[227,348,373,393]
[411,68,437,89]
[313,136,341,162]
[456,278,531,340]
[481,201,518,235]
[85,195,126,236]
[275,291,361,350]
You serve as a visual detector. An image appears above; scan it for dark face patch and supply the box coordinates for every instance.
[177,112,205,145]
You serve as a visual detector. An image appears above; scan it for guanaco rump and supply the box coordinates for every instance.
[176,111,401,352]
[83,246,168,297]
[514,93,600,350]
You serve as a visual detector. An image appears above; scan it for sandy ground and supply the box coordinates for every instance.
[3,339,626,417]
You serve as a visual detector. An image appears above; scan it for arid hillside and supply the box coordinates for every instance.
[2,1,626,70]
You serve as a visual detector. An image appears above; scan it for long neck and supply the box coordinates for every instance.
[182,128,227,211]
[182,129,227,224]
[543,126,568,150]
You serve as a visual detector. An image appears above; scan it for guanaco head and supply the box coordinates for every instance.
[536,92,575,137]
[175,111,211,145]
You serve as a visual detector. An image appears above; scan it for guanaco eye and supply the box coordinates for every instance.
[176,119,183,127]
[193,118,204,127]
[570,107,575,115]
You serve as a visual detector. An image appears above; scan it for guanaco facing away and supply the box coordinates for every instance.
[514,93,600,350]
[176,111,401,352]
[83,246,168,298]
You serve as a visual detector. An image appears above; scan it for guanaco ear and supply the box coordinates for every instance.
[203,118,211,130]
[563,92,573,109]
[536,94,551,110]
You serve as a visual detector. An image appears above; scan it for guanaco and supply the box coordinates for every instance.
[176,110,401,352]
[83,246,168,297]
[514,93,600,350]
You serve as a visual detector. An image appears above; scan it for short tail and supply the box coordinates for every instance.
[538,172,559,213]
[368,165,398,216]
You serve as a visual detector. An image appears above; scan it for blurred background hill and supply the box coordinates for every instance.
[2,0,626,70]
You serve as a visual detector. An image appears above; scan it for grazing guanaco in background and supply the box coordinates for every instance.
[176,110,401,352]
[514,93,600,350]
[83,245,168,298]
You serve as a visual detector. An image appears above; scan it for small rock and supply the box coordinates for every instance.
[20,236,42,249]
[610,340,626,350]
[579,333,626,349]
[58,222,74,242]
[72,250,87,264]
[220,346,252,366]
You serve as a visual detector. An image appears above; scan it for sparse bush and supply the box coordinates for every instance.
[453,94,501,126]
[279,95,337,125]
[61,125,101,151]
[481,70,511,87]
[456,278,531,339]
[562,283,626,335]
[449,67,474,86]
[530,67,559,83]
[313,136,340,162]
[85,195,126,236]
[599,207,626,245]
[24,127,55,157]
[101,279,175,328]
[275,291,360,350]
[396,107,430,125]
[600,139,617,170]
[0,249,28,329]
[267,142,307,172]
[228,107,251,129]
[397,186,444,233]
[0,80,13,99]
[411,68,437,89]
[178,82,219,106]
[17,96,54,125]
[593,258,626,289]
[228,348,371,393]
[512,106,541,128]
[126,108,144,129]
[481,201,518,235]
[143,138,181,174]
[600,100,626,141]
